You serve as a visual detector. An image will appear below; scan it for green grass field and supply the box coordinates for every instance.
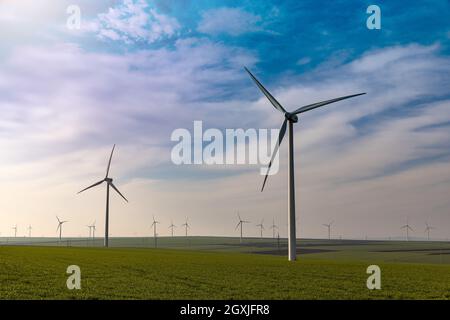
[1,237,450,299]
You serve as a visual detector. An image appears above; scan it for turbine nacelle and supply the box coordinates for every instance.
[285,113,298,123]
[105,177,113,183]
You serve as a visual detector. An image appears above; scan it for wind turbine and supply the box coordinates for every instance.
[425,222,435,241]
[256,219,265,239]
[323,221,333,240]
[269,218,278,239]
[245,67,365,261]
[235,213,250,243]
[181,217,190,237]
[56,216,68,240]
[28,225,32,238]
[90,221,96,239]
[86,225,92,238]
[151,216,160,248]
[77,144,128,247]
[169,220,176,237]
[401,218,413,241]
[12,225,17,238]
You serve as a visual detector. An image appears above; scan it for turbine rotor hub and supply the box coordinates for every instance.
[285,113,298,123]
[105,178,113,183]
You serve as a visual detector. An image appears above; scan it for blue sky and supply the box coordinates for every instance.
[0,0,449,239]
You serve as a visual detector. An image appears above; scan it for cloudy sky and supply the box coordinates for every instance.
[0,0,449,239]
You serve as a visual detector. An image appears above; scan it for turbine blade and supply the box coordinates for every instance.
[292,93,366,115]
[77,180,105,194]
[261,119,287,192]
[244,67,286,114]
[110,182,128,202]
[105,144,116,178]
[235,222,241,230]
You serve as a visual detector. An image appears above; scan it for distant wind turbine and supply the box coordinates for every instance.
[28,225,32,238]
[151,216,160,248]
[56,216,68,240]
[425,222,435,241]
[256,219,265,239]
[12,225,17,238]
[322,221,333,240]
[245,67,365,261]
[235,213,250,243]
[91,221,96,239]
[77,144,128,247]
[86,225,92,238]
[181,217,190,237]
[269,218,278,239]
[401,218,413,241]
[169,220,176,237]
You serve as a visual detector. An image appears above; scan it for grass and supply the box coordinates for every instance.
[1,239,450,299]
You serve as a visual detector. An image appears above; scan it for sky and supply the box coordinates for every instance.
[0,0,449,239]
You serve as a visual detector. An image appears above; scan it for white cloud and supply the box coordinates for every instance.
[88,0,180,43]
[197,7,262,36]
[296,57,311,66]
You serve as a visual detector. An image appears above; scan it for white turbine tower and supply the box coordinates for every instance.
[235,213,250,243]
[56,216,68,240]
[256,219,265,239]
[245,67,365,261]
[77,145,128,247]
[322,221,333,240]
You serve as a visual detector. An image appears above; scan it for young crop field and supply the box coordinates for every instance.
[1,238,449,299]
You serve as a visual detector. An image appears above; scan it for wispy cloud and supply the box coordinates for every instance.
[87,0,180,43]
[197,7,262,36]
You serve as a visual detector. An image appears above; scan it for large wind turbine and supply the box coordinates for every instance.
[181,217,190,237]
[269,218,278,239]
[235,213,250,243]
[56,216,68,240]
[256,219,265,239]
[401,218,413,241]
[425,222,435,241]
[77,145,128,247]
[245,67,365,261]
[323,221,333,240]
[169,220,176,237]
[151,216,160,248]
